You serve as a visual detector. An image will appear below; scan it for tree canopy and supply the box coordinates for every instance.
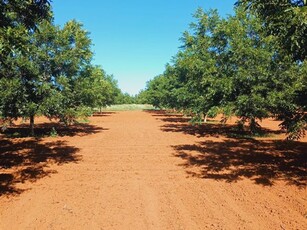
[0,2,120,135]
[236,0,307,61]
[142,4,306,139]
[0,0,51,29]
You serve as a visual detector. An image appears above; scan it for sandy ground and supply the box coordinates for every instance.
[0,111,306,229]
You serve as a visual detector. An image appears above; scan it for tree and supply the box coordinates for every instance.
[78,66,118,111]
[114,92,136,104]
[0,0,52,70]
[268,60,307,139]
[0,0,51,29]
[171,9,225,121]
[143,4,306,139]
[0,1,52,134]
[0,21,58,135]
[0,2,120,135]
[134,90,148,104]
[236,0,307,137]
[143,74,173,108]
[236,0,307,62]
[0,20,110,134]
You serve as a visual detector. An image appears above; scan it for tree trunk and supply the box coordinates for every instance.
[250,117,259,134]
[203,113,207,123]
[99,107,102,113]
[30,115,35,136]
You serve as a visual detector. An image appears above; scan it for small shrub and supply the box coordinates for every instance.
[50,127,58,137]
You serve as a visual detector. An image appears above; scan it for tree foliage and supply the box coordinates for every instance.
[0,4,119,135]
[236,0,307,61]
[0,0,51,29]
[0,0,52,68]
[143,4,306,139]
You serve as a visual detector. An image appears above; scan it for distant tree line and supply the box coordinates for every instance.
[0,0,121,135]
[114,91,148,105]
[141,1,306,139]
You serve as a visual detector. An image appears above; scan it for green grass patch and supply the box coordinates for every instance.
[99,104,156,111]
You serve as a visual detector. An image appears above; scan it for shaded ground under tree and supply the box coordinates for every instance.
[2,120,106,138]
[0,121,105,196]
[149,110,307,187]
[173,140,306,187]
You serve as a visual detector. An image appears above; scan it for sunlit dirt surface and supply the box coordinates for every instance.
[0,111,306,229]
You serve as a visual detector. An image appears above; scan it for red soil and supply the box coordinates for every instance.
[0,111,306,229]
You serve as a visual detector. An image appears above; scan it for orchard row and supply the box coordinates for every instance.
[0,1,130,134]
[140,2,306,140]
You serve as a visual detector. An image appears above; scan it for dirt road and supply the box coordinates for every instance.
[0,111,306,229]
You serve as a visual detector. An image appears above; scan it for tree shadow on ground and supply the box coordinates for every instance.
[92,112,116,117]
[160,117,191,123]
[150,110,283,138]
[2,122,107,138]
[145,110,183,118]
[0,138,82,197]
[147,110,306,187]
[173,140,306,187]
[0,120,108,197]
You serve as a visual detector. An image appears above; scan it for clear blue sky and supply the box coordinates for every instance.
[52,0,235,95]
